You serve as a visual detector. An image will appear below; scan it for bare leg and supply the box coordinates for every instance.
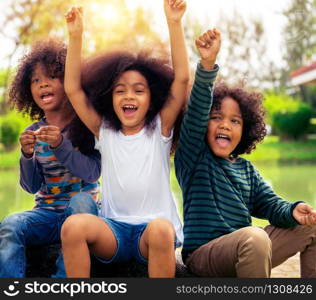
[61,214,117,277]
[139,218,176,278]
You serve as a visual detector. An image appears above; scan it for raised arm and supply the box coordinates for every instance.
[65,7,101,138]
[175,29,221,172]
[160,0,190,137]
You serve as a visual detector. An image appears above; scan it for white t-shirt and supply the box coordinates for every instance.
[95,116,183,243]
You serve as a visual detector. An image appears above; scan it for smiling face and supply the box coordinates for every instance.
[206,96,243,160]
[30,63,67,113]
[112,70,151,135]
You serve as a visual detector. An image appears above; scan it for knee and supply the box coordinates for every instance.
[68,193,98,215]
[238,227,271,256]
[147,218,175,248]
[61,214,91,242]
[1,213,26,234]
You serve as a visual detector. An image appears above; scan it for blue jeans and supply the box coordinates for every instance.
[0,192,98,278]
[96,218,148,265]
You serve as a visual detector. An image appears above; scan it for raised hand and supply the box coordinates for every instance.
[65,6,83,37]
[20,130,36,157]
[34,126,63,148]
[195,29,221,70]
[293,203,316,226]
[164,0,187,23]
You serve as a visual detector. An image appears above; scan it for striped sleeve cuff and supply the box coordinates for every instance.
[195,63,219,84]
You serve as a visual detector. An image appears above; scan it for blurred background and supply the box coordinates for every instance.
[0,0,315,225]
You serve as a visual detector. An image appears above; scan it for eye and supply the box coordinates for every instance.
[50,75,56,79]
[135,89,145,94]
[115,89,124,94]
[232,119,241,124]
[210,115,221,120]
[31,78,39,84]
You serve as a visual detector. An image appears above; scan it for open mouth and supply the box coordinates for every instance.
[40,92,54,103]
[215,134,231,147]
[122,104,138,116]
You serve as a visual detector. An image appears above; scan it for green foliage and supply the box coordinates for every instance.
[4,0,167,55]
[0,111,32,150]
[0,69,8,87]
[264,92,312,140]
[273,104,312,140]
[1,120,20,150]
[308,118,316,134]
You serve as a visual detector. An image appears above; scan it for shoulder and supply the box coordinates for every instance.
[237,157,262,182]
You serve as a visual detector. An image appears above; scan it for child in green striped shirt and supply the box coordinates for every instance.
[175,29,316,277]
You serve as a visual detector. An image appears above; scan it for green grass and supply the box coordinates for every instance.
[243,135,316,163]
[0,146,21,169]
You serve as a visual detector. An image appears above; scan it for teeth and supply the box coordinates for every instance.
[123,105,137,109]
[217,134,229,139]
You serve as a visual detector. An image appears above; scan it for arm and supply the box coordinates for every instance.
[252,172,301,227]
[160,0,190,137]
[35,125,101,182]
[175,29,221,172]
[51,137,101,183]
[65,7,102,138]
[20,155,44,194]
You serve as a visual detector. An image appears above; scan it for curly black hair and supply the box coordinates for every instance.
[9,39,67,120]
[81,50,181,153]
[212,83,267,156]
[9,39,96,155]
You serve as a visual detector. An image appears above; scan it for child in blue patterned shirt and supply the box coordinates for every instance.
[0,39,101,277]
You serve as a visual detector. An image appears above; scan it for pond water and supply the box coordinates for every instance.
[0,162,316,221]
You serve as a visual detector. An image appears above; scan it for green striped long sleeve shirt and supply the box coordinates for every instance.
[174,63,299,261]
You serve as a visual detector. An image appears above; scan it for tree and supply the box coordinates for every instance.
[0,0,167,113]
[282,0,316,71]
[281,0,316,107]
[184,11,281,90]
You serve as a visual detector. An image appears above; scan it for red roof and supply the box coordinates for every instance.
[290,61,316,78]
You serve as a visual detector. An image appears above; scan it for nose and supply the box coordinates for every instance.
[39,80,49,88]
[40,82,49,88]
[219,119,231,130]
[125,89,134,99]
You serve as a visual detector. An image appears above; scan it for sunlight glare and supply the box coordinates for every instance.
[89,2,119,24]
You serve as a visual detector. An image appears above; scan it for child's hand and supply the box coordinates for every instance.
[164,0,187,23]
[65,6,83,37]
[20,130,36,157]
[35,126,63,149]
[195,29,221,70]
[293,203,316,226]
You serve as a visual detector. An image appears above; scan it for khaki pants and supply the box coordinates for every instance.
[186,225,316,278]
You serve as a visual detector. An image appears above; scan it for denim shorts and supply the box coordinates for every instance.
[95,218,181,265]
[95,218,148,265]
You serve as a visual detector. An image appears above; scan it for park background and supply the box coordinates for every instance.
[0,0,315,237]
